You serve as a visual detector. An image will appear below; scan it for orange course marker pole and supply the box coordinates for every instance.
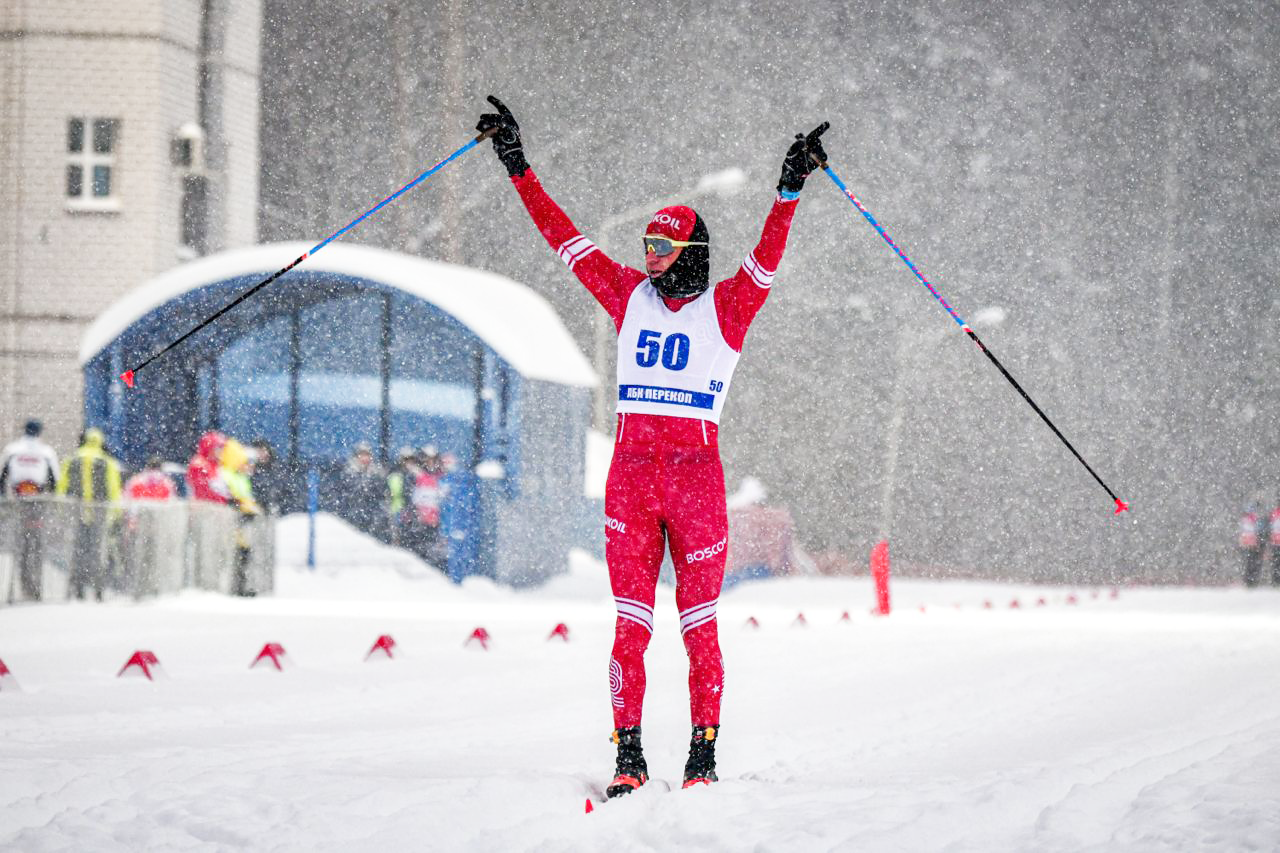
[871,540,891,616]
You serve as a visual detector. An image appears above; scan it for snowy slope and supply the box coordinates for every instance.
[2,530,1279,851]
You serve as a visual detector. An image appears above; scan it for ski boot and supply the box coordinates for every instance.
[606,726,648,798]
[682,724,719,788]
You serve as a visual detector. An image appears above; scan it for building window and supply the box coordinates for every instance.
[66,117,120,209]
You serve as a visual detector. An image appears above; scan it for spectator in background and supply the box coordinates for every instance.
[409,445,447,567]
[1239,503,1264,588]
[120,456,175,595]
[188,431,228,503]
[437,451,459,572]
[220,438,262,596]
[386,446,419,547]
[1269,497,1280,587]
[0,419,59,497]
[57,428,122,601]
[0,419,60,601]
[124,456,176,501]
[249,439,289,515]
[340,441,387,539]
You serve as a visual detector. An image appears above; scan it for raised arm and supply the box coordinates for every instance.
[477,96,644,329]
[716,123,829,351]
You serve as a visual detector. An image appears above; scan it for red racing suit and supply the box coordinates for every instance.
[511,170,798,728]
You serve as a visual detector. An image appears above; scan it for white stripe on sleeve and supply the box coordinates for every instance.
[557,235,598,270]
[743,251,776,289]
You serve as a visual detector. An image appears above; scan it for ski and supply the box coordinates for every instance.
[583,778,673,813]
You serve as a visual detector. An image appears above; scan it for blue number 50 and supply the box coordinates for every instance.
[635,330,690,371]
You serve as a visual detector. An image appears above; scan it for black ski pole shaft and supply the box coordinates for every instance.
[120,127,497,388]
[815,157,1128,514]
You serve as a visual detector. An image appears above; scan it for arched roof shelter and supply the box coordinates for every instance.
[80,242,597,584]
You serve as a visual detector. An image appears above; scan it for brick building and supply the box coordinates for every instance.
[0,0,260,453]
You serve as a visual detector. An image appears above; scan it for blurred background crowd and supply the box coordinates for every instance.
[0,417,462,603]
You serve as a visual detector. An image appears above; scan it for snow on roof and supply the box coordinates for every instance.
[78,241,598,388]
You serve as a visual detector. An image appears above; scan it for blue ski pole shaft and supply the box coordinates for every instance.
[120,128,496,386]
[817,161,1128,514]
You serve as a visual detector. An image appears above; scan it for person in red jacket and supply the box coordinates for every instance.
[187,431,228,504]
[125,456,177,501]
[478,96,827,796]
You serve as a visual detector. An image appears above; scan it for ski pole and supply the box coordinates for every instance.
[119,127,497,389]
[814,156,1129,515]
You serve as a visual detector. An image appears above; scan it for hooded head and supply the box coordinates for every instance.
[82,427,105,450]
[644,205,709,300]
[196,430,226,461]
[220,438,251,473]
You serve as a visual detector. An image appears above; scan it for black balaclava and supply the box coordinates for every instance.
[651,213,710,300]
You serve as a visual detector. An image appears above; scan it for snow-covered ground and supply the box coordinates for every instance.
[3,517,1279,852]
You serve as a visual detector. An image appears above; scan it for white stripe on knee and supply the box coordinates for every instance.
[615,596,654,633]
[679,599,718,635]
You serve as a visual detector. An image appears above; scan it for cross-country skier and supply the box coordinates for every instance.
[477,96,827,798]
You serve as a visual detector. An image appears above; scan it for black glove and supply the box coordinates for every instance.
[476,95,529,178]
[777,121,830,194]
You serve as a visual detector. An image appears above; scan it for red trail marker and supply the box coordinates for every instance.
[0,657,19,692]
[548,623,570,642]
[366,634,397,660]
[250,643,288,671]
[466,627,491,650]
[117,650,161,680]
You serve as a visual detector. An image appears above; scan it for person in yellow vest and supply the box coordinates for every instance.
[220,438,261,596]
[56,428,122,600]
[386,446,418,547]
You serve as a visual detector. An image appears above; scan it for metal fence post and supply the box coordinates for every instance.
[307,468,318,571]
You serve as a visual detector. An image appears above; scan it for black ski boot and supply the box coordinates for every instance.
[682,724,719,788]
[606,726,648,798]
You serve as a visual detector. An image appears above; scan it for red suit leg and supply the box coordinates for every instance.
[663,446,728,726]
[604,444,665,729]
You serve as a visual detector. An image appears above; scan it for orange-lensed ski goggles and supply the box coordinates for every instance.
[643,235,708,256]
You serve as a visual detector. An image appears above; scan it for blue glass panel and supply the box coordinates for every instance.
[218,313,291,454]
[386,294,479,461]
[298,293,384,461]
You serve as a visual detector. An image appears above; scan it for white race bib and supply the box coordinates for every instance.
[615,283,740,424]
